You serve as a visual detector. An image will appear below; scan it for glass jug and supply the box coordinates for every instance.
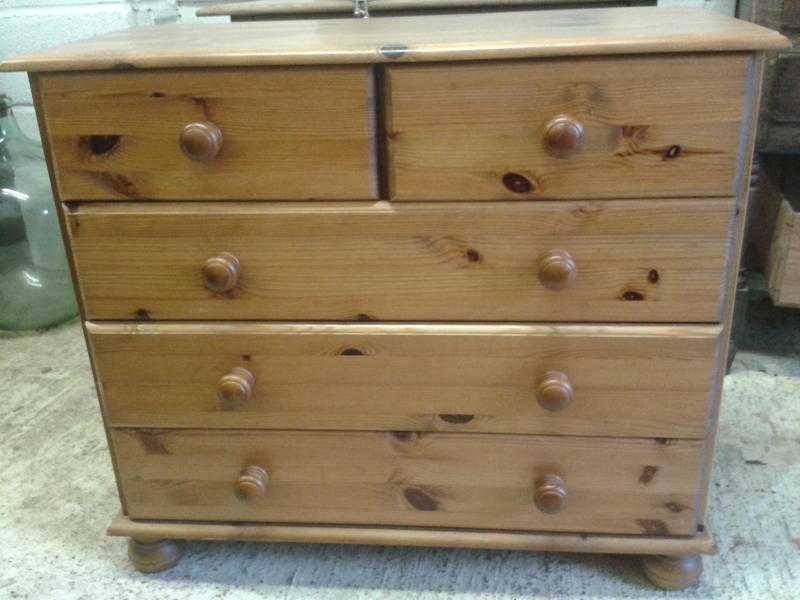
[0,95,78,330]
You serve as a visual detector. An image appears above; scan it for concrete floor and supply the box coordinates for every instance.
[1,297,798,599]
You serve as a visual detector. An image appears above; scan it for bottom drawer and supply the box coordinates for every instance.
[113,429,702,536]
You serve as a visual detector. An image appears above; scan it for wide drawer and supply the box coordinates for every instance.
[67,199,734,322]
[386,54,749,200]
[90,322,720,438]
[35,67,377,200]
[112,429,703,535]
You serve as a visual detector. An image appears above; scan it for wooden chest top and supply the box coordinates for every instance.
[0,8,787,73]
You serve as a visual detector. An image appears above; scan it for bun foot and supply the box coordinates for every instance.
[642,554,702,590]
[128,538,184,573]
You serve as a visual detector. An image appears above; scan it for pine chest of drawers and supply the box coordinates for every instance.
[2,7,788,589]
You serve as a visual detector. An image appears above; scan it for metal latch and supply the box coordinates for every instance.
[354,0,369,18]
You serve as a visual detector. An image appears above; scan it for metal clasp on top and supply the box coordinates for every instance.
[354,0,369,18]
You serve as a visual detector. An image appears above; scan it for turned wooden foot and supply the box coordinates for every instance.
[127,538,184,573]
[642,554,703,590]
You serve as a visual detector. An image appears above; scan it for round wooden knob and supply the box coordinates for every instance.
[217,367,255,409]
[537,250,576,290]
[536,371,573,412]
[543,115,583,158]
[534,474,568,514]
[202,252,240,293]
[235,465,269,501]
[180,121,223,161]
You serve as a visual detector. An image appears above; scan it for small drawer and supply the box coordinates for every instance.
[36,67,377,200]
[112,429,703,535]
[90,322,720,439]
[66,198,734,322]
[385,54,749,200]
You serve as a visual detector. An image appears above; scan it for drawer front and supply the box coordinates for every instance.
[37,67,377,200]
[386,54,749,200]
[67,199,734,322]
[112,429,703,535]
[91,322,720,438]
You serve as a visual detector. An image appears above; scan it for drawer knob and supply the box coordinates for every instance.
[203,252,240,293]
[235,465,269,501]
[534,474,568,514]
[543,115,583,158]
[217,367,255,408]
[180,121,223,161]
[536,371,573,412]
[537,250,576,290]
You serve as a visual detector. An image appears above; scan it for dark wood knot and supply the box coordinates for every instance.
[664,145,682,160]
[84,134,121,156]
[639,465,659,484]
[403,487,439,511]
[438,414,475,424]
[621,290,645,301]
[502,172,534,194]
[339,347,365,356]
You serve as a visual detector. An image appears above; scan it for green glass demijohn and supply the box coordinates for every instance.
[0,94,78,330]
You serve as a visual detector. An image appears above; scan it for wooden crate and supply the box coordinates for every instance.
[754,157,800,307]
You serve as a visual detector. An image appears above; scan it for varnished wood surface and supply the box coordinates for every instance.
[88,321,721,438]
[28,74,132,516]
[756,165,800,307]
[111,429,703,535]
[11,6,771,572]
[695,54,762,521]
[386,54,747,200]
[127,538,184,573]
[0,9,788,72]
[766,197,800,307]
[642,554,703,590]
[66,199,734,322]
[197,0,636,17]
[108,515,718,556]
[36,68,377,201]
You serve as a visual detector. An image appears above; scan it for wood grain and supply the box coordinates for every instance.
[127,538,184,573]
[642,554,703,590]
[0,9,788,72]
[66,199,735,322]
[386,54,748,200]
[10,6,774,567]
[696,53,764,520]
[108,514,717,556]
[111,429,703,535]
[28,73,131,515]
[765,197,800,307]
[88,321,721,438]
[755,162,800,307]
[36,67,377,200]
